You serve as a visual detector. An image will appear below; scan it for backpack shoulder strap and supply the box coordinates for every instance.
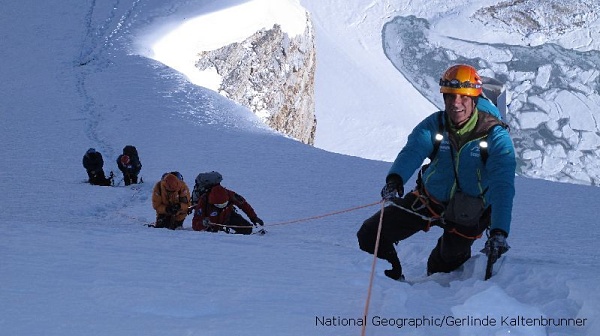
[479,121,509,165]
[416,111,445,189]
[203,192,210,216]
[428,111,445,161]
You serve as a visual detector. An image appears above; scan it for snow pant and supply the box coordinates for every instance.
[227,211,253,235]
[357,191,490,275]
[123,173,139,186]
[155,214,184,230]
[197,211,253,234]
[87,169,112,186]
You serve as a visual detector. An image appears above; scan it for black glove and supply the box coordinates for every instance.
[481,229,510,257]
[380,174,403,201]
[251,217,264,226]
[203,218,219,232]
[167,203,181,215]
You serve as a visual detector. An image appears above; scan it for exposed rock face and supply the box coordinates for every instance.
[477,0,600,39]
[195,14,316,145]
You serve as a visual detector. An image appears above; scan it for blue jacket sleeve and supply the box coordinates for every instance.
[387,112,440,185]
[485,126,516,235]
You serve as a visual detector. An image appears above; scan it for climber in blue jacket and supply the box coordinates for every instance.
[357,64,516,281]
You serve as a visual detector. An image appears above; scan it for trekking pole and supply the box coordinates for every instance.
[483,229,509,280]
[484,244,499,280]
[253,227,267,235]
[207,222,264,234]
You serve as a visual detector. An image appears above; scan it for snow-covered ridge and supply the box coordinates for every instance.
[142,0,316,143]
[195,20,317,144]
[144,0,308,89]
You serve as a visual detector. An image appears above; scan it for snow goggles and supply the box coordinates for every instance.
[162,171,183,181]
[213,201,229,209]
[439,78,481,89]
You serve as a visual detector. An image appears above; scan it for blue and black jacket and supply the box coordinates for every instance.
[388,99,516,235]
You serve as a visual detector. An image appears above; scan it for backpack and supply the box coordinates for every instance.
[120,146,142,174]
[191,171,223,205]
[83,150,104,171]
[481,76,507,120]
[123,145,139,160]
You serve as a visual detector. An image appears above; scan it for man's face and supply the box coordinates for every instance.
[444,93,475,127]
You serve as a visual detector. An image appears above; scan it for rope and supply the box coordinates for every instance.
[361,200,385,336]
[388,200,483,239]
[387,199,443,223]
[146,201,381,231]
[188,201,380,235]
[204,201,380,230]
[265,200,381,227]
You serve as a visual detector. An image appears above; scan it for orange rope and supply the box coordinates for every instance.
[262,200,381,227]
[145,201,381,230]
[202,200,381,230]
[361,200,385,336]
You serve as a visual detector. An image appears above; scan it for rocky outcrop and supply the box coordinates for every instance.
[195,14,316,145]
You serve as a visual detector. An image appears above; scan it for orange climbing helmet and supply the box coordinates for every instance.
[439,64,482,97]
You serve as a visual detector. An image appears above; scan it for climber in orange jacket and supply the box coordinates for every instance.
[152,172,190,230]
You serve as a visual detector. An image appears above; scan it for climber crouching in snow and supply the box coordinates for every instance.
[357,64,516,281]
[116,145,142,186]
[82,148,113,186]
[152,172,190,230]
[191,185,264,235]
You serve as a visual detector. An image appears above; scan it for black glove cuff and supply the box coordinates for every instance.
[385,174,403,186]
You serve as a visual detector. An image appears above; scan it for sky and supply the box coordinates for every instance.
[1,0,600,335]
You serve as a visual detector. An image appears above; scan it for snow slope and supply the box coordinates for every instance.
[142,0,600,185]
[1,0,599,335]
